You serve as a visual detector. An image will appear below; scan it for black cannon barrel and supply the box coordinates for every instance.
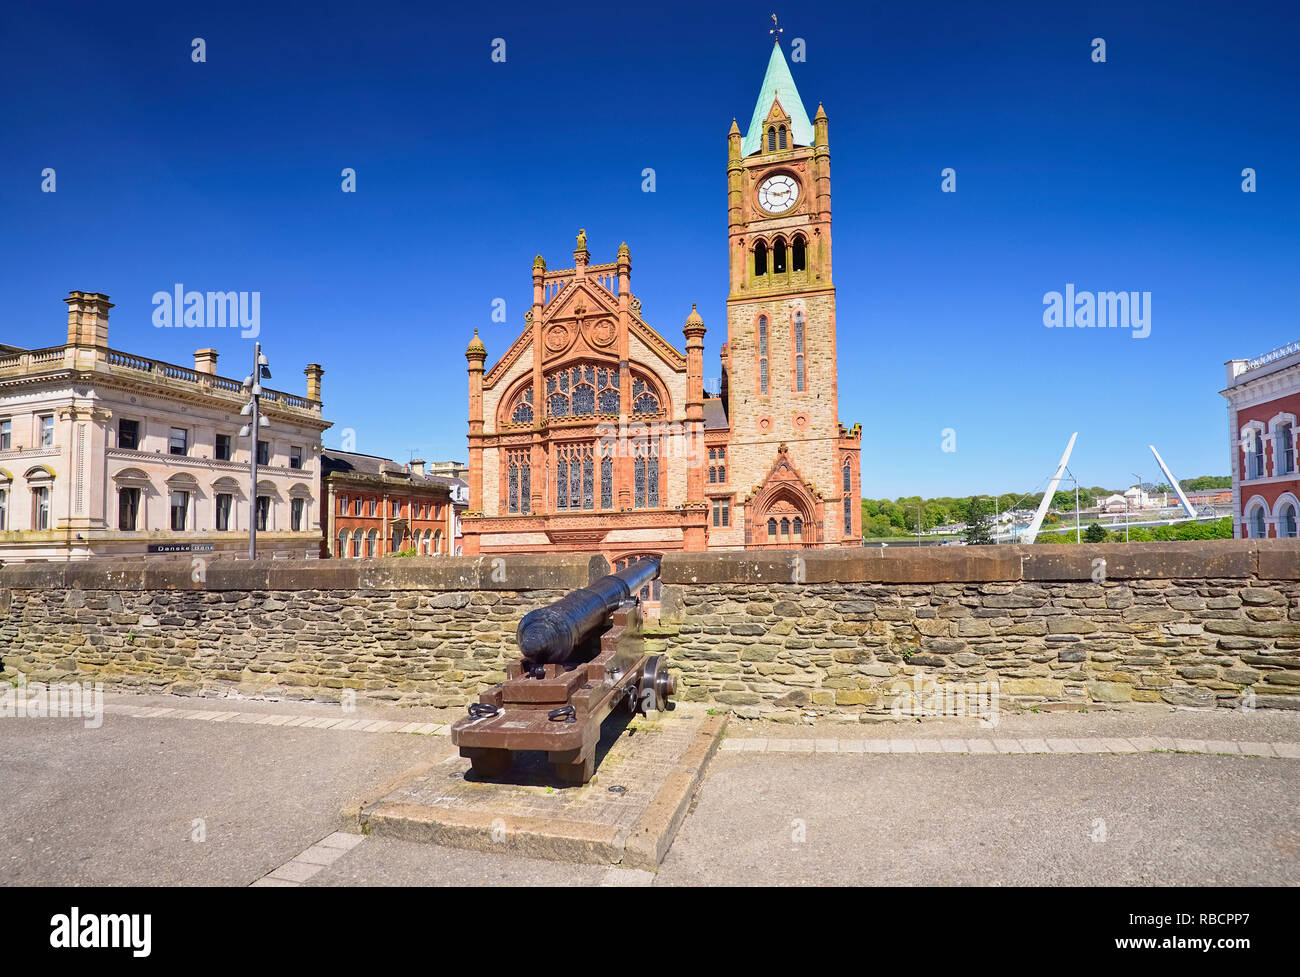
[516,557,660,664]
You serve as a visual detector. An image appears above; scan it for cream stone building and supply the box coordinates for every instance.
[0,291,330,561]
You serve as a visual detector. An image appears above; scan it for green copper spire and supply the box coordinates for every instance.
[741,40,814,157]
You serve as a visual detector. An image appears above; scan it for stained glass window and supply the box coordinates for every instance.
[634,456,645,509]
[520,463,530,514]
[543,364,609,418]
[601,455,613,509]
[647,446,659,507]
[511,386,534,424]
[844,496,852,534]
[555,444,594,510]
[508,449,530,514]
[767,518,777,539]
[759,316,768,395]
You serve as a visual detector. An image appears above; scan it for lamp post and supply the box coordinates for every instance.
[240,343,272,560]
[1063,468,1081,543]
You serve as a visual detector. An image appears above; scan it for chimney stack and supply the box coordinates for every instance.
[304,363,324,401]
[194,348,218,374]
[410,459,426,477]
[64,291,113,347]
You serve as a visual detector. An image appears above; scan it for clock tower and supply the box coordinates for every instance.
[721,36,858,548]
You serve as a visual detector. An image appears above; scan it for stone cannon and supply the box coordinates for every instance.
[450,557,675,784]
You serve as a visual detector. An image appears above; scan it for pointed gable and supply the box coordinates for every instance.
[741,41,815,157]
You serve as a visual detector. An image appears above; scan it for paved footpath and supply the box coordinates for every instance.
[2,692,1297,886]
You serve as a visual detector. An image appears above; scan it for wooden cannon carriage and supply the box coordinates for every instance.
[450,557,675,785]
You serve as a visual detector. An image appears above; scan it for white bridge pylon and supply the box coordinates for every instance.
[1149,445,1197,519]
[1021,432,1078,545]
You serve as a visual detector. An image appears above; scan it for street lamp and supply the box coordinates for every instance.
[239,343,272,559]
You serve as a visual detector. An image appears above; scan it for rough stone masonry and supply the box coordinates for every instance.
[0,555,605,708]
[1,541,1297,719]
[655,541,1300,720]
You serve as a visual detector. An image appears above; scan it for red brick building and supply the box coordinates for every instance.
[1222,342,1300,538]
[322,450,468,557]
[461,38,862,566]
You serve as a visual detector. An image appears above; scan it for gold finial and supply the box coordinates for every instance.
[770,13,782,44]
[576,227,588,251]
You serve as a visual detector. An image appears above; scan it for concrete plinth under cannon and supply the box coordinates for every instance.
[349,707,727,868]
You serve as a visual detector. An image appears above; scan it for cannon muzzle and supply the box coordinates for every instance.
[517,557,660,664]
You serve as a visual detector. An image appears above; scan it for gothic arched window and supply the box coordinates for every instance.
[544,364,620,419]
[792,235,806,272]
[758,315,769,395]
[773,238,787,274]
[631,376,661,416]
[510,386,534,424]
[556,443,594,511]
[767,126,776,151]
[754,241,767,276]
[507,448,531,515]
[767,517,777,540]
[633,439,659,508]
[778,125,787,149]
[793,310,805,392]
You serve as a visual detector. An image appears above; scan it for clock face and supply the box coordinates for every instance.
[758,174,799,214]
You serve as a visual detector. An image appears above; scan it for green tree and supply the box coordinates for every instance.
[1084,523,1107,543]
[963,496,994,545]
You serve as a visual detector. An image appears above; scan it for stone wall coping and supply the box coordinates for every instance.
[662,540,1300,585]
[0,554,610,593]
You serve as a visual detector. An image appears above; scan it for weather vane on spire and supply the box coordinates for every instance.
[770,13,783,44]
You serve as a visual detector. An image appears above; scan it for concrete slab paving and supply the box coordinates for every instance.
[4,692,1298,887]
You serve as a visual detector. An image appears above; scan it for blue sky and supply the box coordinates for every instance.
[2,0,1296,498]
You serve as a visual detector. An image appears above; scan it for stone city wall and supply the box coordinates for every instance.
[655,541,1300,720]
[0,555,606,708]
[2,542,1298,719]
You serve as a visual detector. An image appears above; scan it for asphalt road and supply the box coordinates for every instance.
[2,693,1297,886]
